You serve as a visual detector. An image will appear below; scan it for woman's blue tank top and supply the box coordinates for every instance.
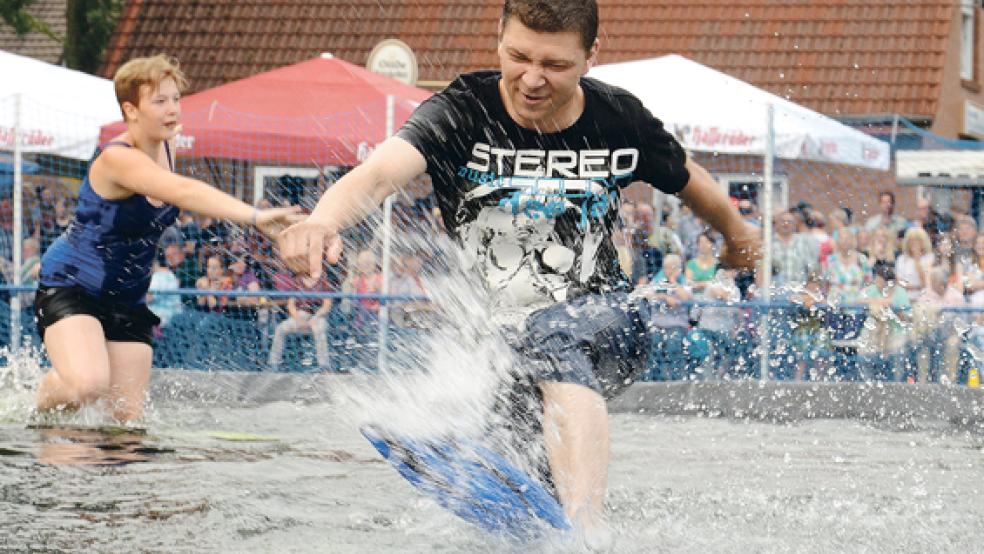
[39,141,180,306]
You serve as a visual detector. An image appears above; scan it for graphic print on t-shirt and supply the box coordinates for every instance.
[455,150,636,308]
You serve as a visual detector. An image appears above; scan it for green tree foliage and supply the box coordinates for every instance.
[0,0,60,41]
[65,0,123,73]
[1,0,122,74]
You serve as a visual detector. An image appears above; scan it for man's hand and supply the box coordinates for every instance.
[719,223,763,271]
[277,219,344,279]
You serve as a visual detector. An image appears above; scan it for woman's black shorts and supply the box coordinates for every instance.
[34,285,160,346]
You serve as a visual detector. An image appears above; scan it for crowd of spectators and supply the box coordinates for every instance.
[616,189,984,384]
[3,181,984,381]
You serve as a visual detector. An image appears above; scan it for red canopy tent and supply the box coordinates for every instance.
[99,54,432,166]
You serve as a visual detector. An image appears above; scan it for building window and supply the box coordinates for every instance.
[715,174,789,222]
[962,0,977,81]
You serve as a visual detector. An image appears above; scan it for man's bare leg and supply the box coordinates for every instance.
[540,381,611,544]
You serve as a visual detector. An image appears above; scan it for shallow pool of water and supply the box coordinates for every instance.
[2,372,983,553]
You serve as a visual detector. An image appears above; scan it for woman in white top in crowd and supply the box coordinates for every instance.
[963,234,984,305]
[895,226,934,296]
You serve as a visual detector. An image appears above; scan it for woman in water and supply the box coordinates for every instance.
[35,54,300,422]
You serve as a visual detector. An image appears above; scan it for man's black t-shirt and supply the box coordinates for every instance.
[398,70,690,316]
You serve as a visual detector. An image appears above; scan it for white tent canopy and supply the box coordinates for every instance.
[589,54,890,171]
[0,49,120,160]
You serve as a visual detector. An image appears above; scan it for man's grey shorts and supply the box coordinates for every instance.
[512,292,653,399]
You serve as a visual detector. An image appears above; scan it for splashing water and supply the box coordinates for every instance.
[332,228,549,480]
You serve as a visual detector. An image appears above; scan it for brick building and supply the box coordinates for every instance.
[81,1,984,219]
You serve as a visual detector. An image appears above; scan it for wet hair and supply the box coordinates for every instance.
[114,54,188,121]
[501,0,598,52]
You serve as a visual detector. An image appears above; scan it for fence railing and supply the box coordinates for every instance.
[1,286,981,386]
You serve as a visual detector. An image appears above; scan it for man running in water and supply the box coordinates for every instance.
[279,0,760,546]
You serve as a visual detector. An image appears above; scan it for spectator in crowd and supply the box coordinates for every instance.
[806,209,833,257]
[33,185,55,239]
[963,234,984,304]
[642,253,693,380]
[824,227,870,379]
[952,215,978,273]
[225,250,262,321]
[694,268,740,378]
[195,254,232,312]
[825,227,870,305]
[163,242,198,303]
[911,196,952,244]
[619,200,637,232]
[820,207,853,266]
[858,261,911,381]
[856,227,871,256]
[864,190,908,236]
[267,272,333,372]
[196,215,230,263]
[0,202,14,262]
[158,221,184,250]
[934,233,967,292]
[827,206,851,242]
[787,270,830,381]
[18,237,41,309]
[921,265,966,306]
[18,237,41,286]
[146,257,181,329]
[964,236,984,371]
[771,209,820,288]
[390,250,428,300]
[40,195,73,254]
[896,227,934,295]
[175,210,200,255]
[629,203,661,284]
[911,266,965,383]
[675,205,707,260]
[342,249,384,327]
[865,225,899,268]
[635,203,683,249]
[737,198,760,227]
[390,250,434,329]
[653,251,686,285]
[685,231,718,292]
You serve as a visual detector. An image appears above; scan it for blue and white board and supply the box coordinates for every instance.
[361,425,570,540]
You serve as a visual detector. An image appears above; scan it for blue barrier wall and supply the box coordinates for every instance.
[2,288,981,386]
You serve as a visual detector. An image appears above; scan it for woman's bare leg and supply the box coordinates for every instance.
[36,315,112,412]
[106,341,153,422]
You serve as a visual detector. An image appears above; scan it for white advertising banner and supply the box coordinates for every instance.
[590,55,890,171]
[0,50,120,160]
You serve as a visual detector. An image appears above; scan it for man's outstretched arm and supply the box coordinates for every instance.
[278,136,427,277]
[677,158,762,270]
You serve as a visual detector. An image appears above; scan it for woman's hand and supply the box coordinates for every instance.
[253,206,306,240]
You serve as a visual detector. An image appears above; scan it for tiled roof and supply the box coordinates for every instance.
[101,0,954,118]
[101,0,502,92]
[598,0,953,118]
[0,0,66,64]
